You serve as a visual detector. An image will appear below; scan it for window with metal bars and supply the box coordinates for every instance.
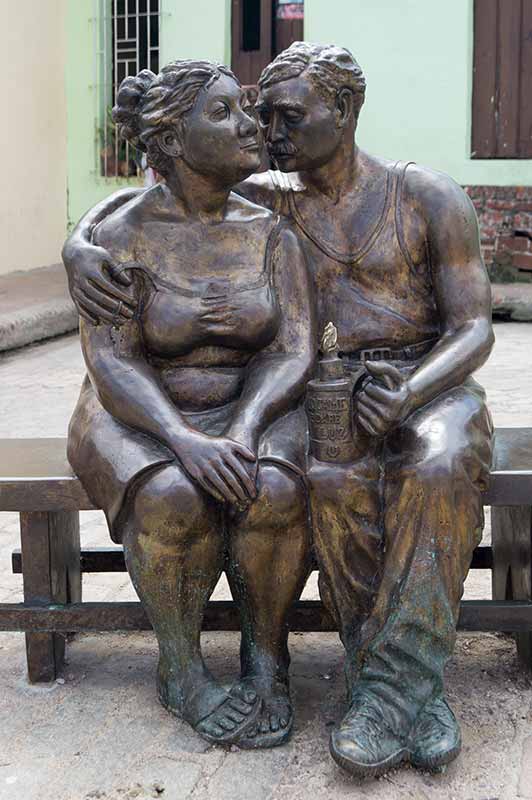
[94,0,160,178]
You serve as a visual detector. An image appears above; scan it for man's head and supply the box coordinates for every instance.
[256,42,366,172]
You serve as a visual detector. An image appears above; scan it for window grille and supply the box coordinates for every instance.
[93,0,160,178]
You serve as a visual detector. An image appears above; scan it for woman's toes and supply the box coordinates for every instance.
[259,719,270,734]
[229,696,255,715]
[198,720,225,738]
[279,716,288,729]
[270,714,280,732]
[225,708,246,724]
[217,715,237,731]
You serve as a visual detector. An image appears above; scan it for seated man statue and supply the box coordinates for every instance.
[63,43,494,778]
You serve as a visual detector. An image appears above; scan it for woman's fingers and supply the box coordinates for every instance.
[230,442,256,462]
[204,466,239,505]
[216,462,249,504]
[195,473,226,504]
[358,393,387,419]
[223,453,257,499]
[362,381,393,404]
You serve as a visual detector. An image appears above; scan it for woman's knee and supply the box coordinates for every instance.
[246,464,307,528]
[131,464,213,542]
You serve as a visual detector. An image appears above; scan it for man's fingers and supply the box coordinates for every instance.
[224,454,257,499]
[365,360,403,390]
[362,381,393,404]
[76,301,98,326]
[72,291,116,325]
[107,263,133,286]
[84,283,134,319]
[357,405,386,436]
[89,276,136,307]
[358,395,388,420]
[357,414,380,437]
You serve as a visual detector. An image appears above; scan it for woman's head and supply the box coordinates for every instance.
[113,60,261,184]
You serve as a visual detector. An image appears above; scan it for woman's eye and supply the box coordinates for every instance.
[210,104,229,121]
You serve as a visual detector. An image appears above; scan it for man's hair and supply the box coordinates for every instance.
[258,42,366,117]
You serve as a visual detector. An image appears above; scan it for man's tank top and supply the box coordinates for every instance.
[270,162,440,352]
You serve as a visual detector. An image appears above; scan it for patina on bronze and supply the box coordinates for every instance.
[66,59,316,749]
[64,43,494,778]
[306,322,363,463]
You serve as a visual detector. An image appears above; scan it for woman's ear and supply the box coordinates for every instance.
[156,129,182,159]
[335,88,354,129]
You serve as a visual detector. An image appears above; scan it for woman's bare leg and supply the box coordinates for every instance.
[118,464,258,744]
[227,464,312,747]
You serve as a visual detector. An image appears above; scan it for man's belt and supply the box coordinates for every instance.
[343,337,438,363]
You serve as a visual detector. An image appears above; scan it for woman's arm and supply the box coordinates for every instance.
[357,169,494,437]
[62,188,144,325]
[226,223,317,452]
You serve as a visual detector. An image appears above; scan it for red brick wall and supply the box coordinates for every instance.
[465,185,532,272]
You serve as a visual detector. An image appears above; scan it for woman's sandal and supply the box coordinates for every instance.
[229,679,294,750]
[158,672,262,747]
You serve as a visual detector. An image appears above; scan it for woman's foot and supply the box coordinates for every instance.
[157,659,260,746]
[230,676,294,749]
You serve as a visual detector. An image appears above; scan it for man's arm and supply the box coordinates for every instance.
[62,188,144,324]
[357,167,494,436]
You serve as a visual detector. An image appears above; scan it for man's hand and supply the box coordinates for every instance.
[62,241,137,326]
[356,361,414,437]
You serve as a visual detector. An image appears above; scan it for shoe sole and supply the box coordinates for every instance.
[410,741,461,772]
[329,739,408,779]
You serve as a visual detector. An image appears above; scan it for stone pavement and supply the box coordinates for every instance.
[0,324,531,800]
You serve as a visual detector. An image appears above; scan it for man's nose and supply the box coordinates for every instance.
[268,113,286,142]
[238,112,258,138]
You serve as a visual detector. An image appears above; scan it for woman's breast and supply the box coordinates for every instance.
[141,282,281,359]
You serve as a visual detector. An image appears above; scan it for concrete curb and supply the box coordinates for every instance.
[0,264,78,353]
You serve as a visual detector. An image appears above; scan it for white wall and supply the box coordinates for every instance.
[2,0,68,275]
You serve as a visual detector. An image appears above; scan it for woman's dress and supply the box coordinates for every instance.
[68,214,308,541]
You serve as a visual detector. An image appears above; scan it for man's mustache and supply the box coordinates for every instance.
[267,142,298,156]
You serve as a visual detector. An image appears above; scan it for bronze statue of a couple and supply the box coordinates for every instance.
[63,43,494,779]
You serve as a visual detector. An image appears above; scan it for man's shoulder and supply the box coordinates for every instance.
[402,163,473,216]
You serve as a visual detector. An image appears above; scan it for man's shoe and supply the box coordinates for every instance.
[409,696,461,771]
[329,689,409,778]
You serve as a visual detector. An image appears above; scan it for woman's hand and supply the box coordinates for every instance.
[63,241,137,326]
[356,361,415,437]
[174,430,258,507]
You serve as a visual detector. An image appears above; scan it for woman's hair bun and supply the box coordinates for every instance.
[112,69,156,150]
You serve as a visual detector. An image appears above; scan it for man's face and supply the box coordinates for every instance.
[256,74,343,173]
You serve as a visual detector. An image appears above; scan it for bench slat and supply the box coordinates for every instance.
[0,599,531,633]
[1,429,532,510]
[10,545,496,573]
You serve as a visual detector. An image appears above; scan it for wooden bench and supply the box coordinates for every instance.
[1,432,532,682]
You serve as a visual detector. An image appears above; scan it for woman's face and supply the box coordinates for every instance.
[179,74,262,185]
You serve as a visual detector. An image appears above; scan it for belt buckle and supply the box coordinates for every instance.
[360,347,393,362]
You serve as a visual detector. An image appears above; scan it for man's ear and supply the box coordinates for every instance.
[156,128,183,159]
[335,88,354,129]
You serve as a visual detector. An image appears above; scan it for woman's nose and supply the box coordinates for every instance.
[239,113,258,138]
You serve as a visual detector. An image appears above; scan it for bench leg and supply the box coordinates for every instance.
[20,511,81,682]
[491,505,532,670]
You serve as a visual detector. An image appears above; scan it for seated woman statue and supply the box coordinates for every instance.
[67,60,316,748]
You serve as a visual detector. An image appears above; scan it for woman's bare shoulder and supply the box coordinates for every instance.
[93,184,166,257]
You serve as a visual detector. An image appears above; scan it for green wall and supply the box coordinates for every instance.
[66,0,231,228]
[305,0,532,186]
